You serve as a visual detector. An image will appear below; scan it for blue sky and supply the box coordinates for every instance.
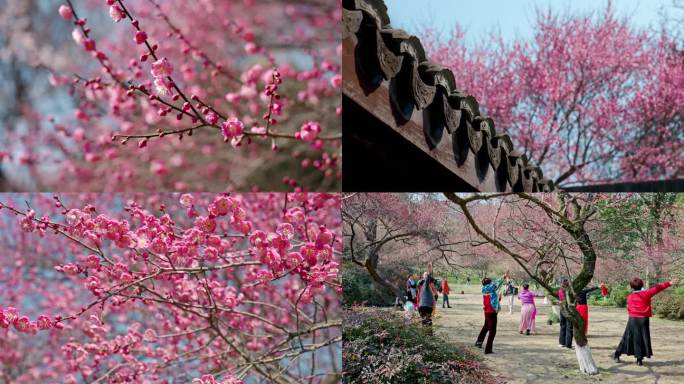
[385,0,672,45]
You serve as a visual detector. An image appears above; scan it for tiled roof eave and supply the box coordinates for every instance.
[342,0,555,192]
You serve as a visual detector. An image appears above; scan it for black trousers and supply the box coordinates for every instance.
[418,306,433,327]
[442,294,450,307]
[559,313,573,348]
[476,312,498,353]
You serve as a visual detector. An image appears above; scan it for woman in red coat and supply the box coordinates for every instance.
[613,277,678,366]
[601,282,609,302]
[441,278,451,308]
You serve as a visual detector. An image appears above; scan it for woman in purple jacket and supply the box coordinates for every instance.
[518,284,544,335]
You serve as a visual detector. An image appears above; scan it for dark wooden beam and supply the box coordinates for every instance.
[564,179,684,192]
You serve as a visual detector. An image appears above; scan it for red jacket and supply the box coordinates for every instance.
[483,293,496,314]
[442,280,450,295]
[627,282,671,318]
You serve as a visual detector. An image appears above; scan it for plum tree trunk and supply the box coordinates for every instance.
[561,300,599,374]
[573,321,598,374]
[575,344,598,374]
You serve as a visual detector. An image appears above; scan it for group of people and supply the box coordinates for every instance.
[406,267,679,366]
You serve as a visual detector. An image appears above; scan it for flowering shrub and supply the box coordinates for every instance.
[0,192,341,383]
[1,0,340,191]
[343,307,496,384]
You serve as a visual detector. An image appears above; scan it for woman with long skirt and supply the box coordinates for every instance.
[613,277,678,366]
[518,284,544,335]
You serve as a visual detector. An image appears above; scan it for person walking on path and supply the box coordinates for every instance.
[442,278,451,308]
[613,277,678,366]
[475,272,507,354]
[558,278,574,349]
[417,271,438,329]
[504,279,516,314]
[575,286,600,336]
[466,276,471,286]
[518,284,544,335]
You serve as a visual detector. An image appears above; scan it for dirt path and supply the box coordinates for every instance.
[436,284,684,384]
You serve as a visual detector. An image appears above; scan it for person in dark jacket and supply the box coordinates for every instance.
[558,278,573,349]
[575,286,600,336]
[475,272,507,354]
[504,279,516,314]
[406,273,417,304]
[613,277,678,366]
[417,272,437,328]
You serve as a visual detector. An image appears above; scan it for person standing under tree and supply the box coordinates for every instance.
[613,277,678,366]
[427,263,439,318]
[442,277,451,308]
[475,272,507,354]
[406,273,417,304]
[518,284,544,335]
[418,271,438,329]
[558,278,573,349]
[575,285,600,336]
[504,279,516,314]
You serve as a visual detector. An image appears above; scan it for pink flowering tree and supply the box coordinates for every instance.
[1,0,340,191]
[342,193,455,299]
[0,192,342,383]
[423,4,684,186]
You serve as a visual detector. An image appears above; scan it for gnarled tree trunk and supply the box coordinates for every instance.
[560,296,598,374]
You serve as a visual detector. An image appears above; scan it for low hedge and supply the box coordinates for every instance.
[343,307,496,384]
[342,262,395,306]
[587,285,630,307]
[671,285,684,299]
[653,293,684,321]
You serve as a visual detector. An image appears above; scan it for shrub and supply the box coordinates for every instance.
[609,285,631,308]
[587,292,615,306]
[671,285,684,299]
[342,263,395,307]
[343,308,495,384]
[653,293,684,320]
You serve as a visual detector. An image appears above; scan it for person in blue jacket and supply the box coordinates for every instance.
[475,271,508,354]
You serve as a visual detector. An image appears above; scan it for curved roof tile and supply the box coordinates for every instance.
[343,0,555,192]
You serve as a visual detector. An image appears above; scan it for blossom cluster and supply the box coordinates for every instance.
[0,193,341,382]
[0,307,58,334]
[2,0,341,191]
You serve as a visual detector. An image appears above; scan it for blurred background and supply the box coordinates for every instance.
[0,0,341,192]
